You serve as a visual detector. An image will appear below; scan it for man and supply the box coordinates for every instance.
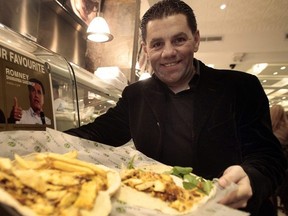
[8,78,51,125]
[66,1,286,215]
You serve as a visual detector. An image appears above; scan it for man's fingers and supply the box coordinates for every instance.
[218,188,250,209]
[218,176,230,188]
[14,97,18,108]
[12,97,22,120]
[218,165,246,187]
[218,189,237,205]
[217,166,253,210]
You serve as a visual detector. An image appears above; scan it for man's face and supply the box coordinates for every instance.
[143,14,200,88]
[29,83,44,113]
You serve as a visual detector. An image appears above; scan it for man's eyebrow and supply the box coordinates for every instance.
[149,37,163,45]
[172,32,188,38]
[149,32,188,44]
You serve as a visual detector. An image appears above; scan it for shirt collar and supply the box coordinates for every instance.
[28,107,39,117]
[189,59,200,88]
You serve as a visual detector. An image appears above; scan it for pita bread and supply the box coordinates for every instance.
[116,164,216,215]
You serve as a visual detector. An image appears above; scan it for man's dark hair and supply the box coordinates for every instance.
[28,78,45,95]
[140,0,197,42]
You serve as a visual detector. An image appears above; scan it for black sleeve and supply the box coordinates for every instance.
[65,88,131,146]
[236,75,287,215]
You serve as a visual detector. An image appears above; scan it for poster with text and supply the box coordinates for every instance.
[0,54,6,130]
[0,44,55,130]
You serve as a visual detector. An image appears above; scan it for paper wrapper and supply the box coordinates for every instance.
[0,128,250,216]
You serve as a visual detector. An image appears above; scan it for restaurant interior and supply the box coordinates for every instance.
[0,1,288,215]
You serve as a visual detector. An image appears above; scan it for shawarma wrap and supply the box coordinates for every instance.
[116,164,216,215]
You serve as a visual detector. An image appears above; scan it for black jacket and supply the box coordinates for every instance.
[66,60,286,215]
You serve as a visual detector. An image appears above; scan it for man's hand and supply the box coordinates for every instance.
[10,97,22,121]
[218,165,253,209]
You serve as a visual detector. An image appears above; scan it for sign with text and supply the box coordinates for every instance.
[0,44,55,130]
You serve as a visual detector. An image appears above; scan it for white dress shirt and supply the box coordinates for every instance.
[16,107,51,125]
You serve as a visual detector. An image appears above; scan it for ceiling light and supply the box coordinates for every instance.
[273,72,278,75]
[248,63,268,75]
[271,78,288,88]
[87,17,113,42]
[264,89,274,95]
[281,66,286,70]
[220,4,226,10]
[107,100,116,105]
[268,89,288,98]
[87,0,113,43]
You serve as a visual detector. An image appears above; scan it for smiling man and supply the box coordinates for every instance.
[8,78,51,125]
[65,1,286,215]
[143,14,199,94]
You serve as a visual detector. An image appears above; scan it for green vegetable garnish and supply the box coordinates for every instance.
[126,155,136,169]
[183,181,196,190]
[202,180,213,195]
[170,166,193,178]
[170,166,213,195]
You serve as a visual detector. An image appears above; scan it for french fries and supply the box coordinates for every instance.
[0,151,119,216]
[45,152,107,177]
[14,153,46,169]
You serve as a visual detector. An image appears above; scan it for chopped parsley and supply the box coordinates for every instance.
[169,166,213,195]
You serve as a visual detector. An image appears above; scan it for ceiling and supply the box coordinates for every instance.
[141,0,288,109]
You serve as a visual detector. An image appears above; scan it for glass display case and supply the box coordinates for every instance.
[0,23,122,131]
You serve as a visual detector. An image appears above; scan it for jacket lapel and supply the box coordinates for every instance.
[192,66,227,141]
[142,78,168,124]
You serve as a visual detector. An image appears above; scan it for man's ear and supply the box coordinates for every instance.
[141,41,148,54]
[193,30,200,52]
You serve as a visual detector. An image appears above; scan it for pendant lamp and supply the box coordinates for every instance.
[87,0,113,43]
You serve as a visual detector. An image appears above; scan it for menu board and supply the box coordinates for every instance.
[0,44,55,130]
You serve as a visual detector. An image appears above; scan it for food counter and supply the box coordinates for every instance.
[0,128,249,216]
[0,23,123,132]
